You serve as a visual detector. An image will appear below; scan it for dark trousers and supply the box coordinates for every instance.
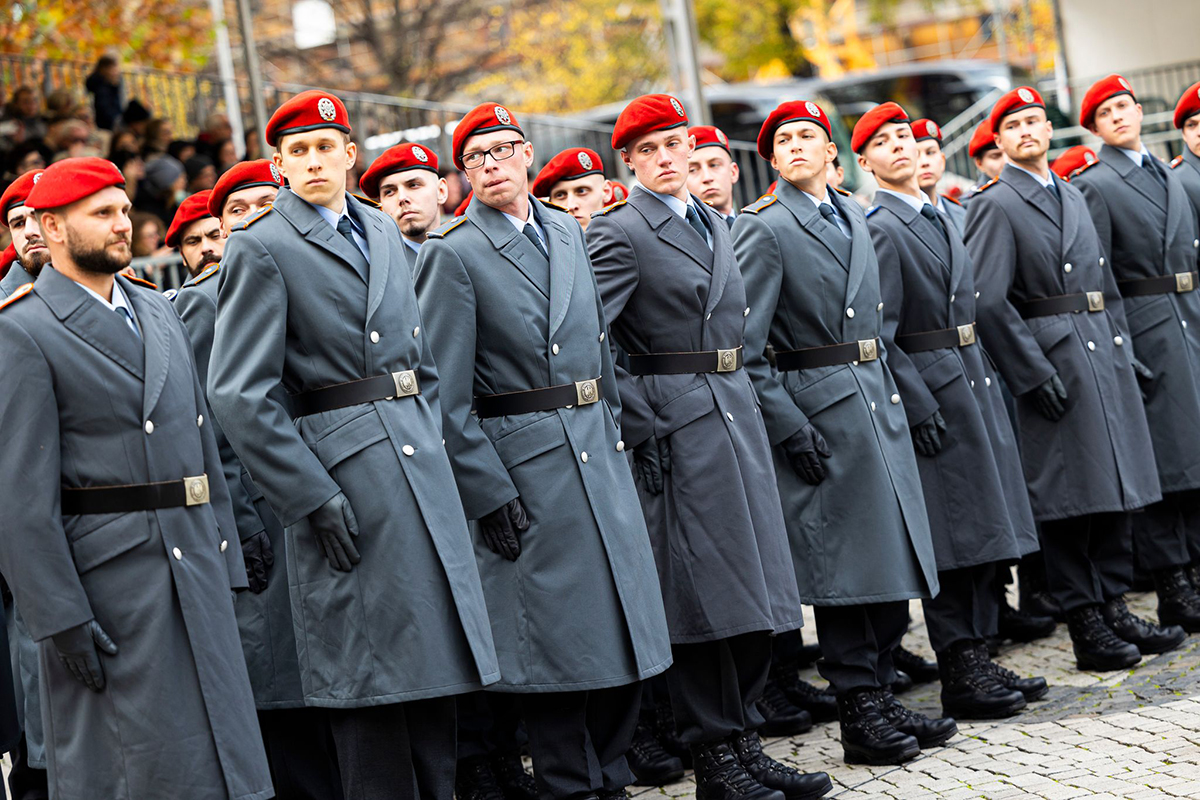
[666,632,772,745]
[1133,490,1200,571]
[521,683,642,800]
[769,628,807,669]
[457,691,525,761]
[328,697,456,800]
[258,707,343,800]
[1039,512,1133,613]
[813,601,908,694]
[7,733,48,800]
[922,563,1000,654]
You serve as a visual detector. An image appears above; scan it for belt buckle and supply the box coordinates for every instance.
[1086,291,1105,312]
[575,378,600,406]
[716,348,739,373]
[1177,272,1195,293]
[391,370,419,398]
[184,474,210,507]
[957,323,976,347]
[857,339,878,362]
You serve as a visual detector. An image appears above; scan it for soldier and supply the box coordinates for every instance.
[531,147,611,230]
[0,156,272,799]
[359,142,448,271]
[965,120,1005,201]
[910,119,966,237]
[412,102,672,800]
[1050,146,1097,181]
[1,170,49,298]
[208,90,500,800]
[733,99,948,766]
[586,94,830,800]
[166,191,222,279]
[855,103,1046,720]
[1071,75,1200,632]
[825,156,845,191]
[965,87,1176,672]
[687,125,740,225]
[1172,82,1200,228]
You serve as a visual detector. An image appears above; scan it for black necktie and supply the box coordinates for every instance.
[725,214,735,231]
[336,215,364,257]
[116,306,141,340]
[920,204,949,243]
[1045,178,1059,199]
[819,202,850,239]
[685,203,710,247]
[1143,155,1166,188]
[522,223,548,261]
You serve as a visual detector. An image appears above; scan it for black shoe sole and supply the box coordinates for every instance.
[781,775,834,800]
[842,739,920,766]
[631,769,685,787]
[907,724,958,749]
[1016,683,1050,702]
[1120,631,1187,654]
[1157,614,1200,634]
[942,695,1026,720]
[1074,651,1142,671]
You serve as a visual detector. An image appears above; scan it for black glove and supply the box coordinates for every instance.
[308,492,361,572]
[911,410,947,457]
[1130,356,1154,401]
[52,619,118,692]
[1031,373,1068,422]
[781,423,832,485]
[634,437,671,495]
[479,497,531,561]
[242,529,274,594]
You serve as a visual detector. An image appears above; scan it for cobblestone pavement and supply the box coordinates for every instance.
[634,589,1200,799]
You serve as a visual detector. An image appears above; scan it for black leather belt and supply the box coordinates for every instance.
[627,347,743,376]
[290,370,420,417]
[775,338,880,371]
[62,475,211,515]
[475,378,602,419]
[1018,291,1105,319]
[895,323,977,353]
[1118,271,1197,297]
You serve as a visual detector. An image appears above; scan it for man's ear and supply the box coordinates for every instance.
[437,178,449,206]
[730,161,740,185]
[345,141,358,170]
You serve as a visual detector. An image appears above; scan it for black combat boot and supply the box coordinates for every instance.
[1019,563,1064,622]
[937,640,1026,720]
[690,740,784,800]
[977,643,1048,702]
[1152,567,1200,633]
[890,669,914,695]
[627,716,685,786]
[836,688,920,766]
[455,756,506,800]
[756,679,814,737]
[874,688,957,749]
[1066,605,1142,671]
[774,669,838,723]
[1186,561,1200,591]
[998,600,1058,643]
[892,645,939,684]
[1103,595,1187,654]
[490,751,538,800]
[653,703,691,767]
[730,730,832,800]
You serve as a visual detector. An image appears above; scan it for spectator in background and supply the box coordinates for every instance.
[243,127,262,161]
[44,119,94,160]
[122,99,151,139]
[4,141,50,181]
[184,155,217,191]
[130,210,171,259]
[439,165,467,215]
[85,54,127,130]
[110,149,145,204]
[137,154,186,225]
[44,90,76,124]
[109,129,140,158]
[212,138,238,173]
[1,87,46,142]
[166,138,195,165]
[198,112,232,148]
[142,118,174,157]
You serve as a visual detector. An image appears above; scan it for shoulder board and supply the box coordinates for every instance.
[237,204,274,231]
[353,193,380,209]
[976,177,1000,193]
[834,186,852,197]
[0,282,33,312]
[540,199,568,213]
[124,274,159,290]
[741,194,777,215]
[1069,160,1099,180]
[192,262,220,286]
[427,215,468,239]
[1171,155,1184,169]
[162,288,178,302]
[866,205,881,217]
[598,199,627,216]
[940,193,962,206]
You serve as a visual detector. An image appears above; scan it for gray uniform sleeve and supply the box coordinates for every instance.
[208,233,341,527]
[732,212,810,444]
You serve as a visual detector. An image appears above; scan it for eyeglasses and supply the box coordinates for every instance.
[461,140,524,170]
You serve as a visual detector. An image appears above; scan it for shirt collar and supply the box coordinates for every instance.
[309,195,363,234]
[402,236,422,254]
[1114,144,1151,167]
[80,278,133,315]
[876,187,932,213]
[500,196,546,242]
[1008,162,1055,189]
[637,182,695,219]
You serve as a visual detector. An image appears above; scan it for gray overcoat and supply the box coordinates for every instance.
[1171,150,1200,229]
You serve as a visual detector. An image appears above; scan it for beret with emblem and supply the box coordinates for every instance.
[452,103,524,170]
[756,100,832,161]
[360,143,440,200]
[1173,81,1200,129]
[989,86,1045,133]
[690,125,732,155]
[851,101,911,154]
[25,156,125,212]
[531,147,605,198]
[166,190,214,249]
[1051,145,1097,180]
[0,169,45,227]
[265,90,351,147]
[1080,74,1136,129]
[606,182,629,204]
[207,159,284,218]
[0,243,15,276]
[968,119,997,158]
[612,94,689,151]
[911,118,942,144]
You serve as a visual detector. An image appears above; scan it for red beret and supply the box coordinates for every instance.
[1,243,16,276]
[1050,145,1097,180]
[851,102,911,154]
[25,157,125,212]
[0,169,45,227]
[532,148,605,198]
[454,190,473,218]
[989,86,1045,133]
[1080,74,1135,129]
[612,94,689,151]
[207,159,284,218]
[1174,81,1200,129]
[968,120,997,158]
[911,118,942,144]
[360,143,440,200]
[452,103,524,170]
[756,100,832,161]
[165,191,214,249]
[265,90,351,147]
[767,180,778,195]
[605,182,629,204]
[690,125,731,155]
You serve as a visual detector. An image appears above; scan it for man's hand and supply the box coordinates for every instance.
[1130,356,1154,401]
[912,410,947,457]
[242,529,274,593]
[781,423,832,485]
[479,498,531,561]
[52,620,118,692]
[634,437,670,495]
[1031,373,1068,422]
[308,493,361,571]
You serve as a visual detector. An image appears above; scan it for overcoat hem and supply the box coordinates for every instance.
[484,656,673,693]
[302,672,499,708]
[667,617,803,645]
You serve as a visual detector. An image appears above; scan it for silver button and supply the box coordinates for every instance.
[743,307,750,317]
[985,377,992,387]
[616,440,625,452]
[846,307,855,318]
[220,540,228,553]
[950,294,956,302]
[1194,239,1199,248]
[970,380,976,388]
[1087,341,1096,351]
[599,332,605,342]
[370,331,380,343]
[1064,263,1072,273]
[1184,320,1190,329]
[172,547,182,561]
[975,291,980,299]
[1099,257,1106,267]
[197,414,204,427]
[144,420,154,435]
[402,444,415,456]
[870,401,876,411]
[1114,336,1124,346]
[413,326,420,337]
[580,451,588,463]
[877,302,884,311]
[726,412,734,422]
[552,343,560,355]
[706,313,711,320]
[890,393,900,404]
[852,360,859,366]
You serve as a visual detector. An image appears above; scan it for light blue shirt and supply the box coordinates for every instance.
[1008,162,1056,190]
[1115,144,1151,168]
[801,187,852,239]
[638,184,713,248]
[311,196,370,260]
[81,279,140,338]
[402,237,422,256]
[876,188,932,214]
